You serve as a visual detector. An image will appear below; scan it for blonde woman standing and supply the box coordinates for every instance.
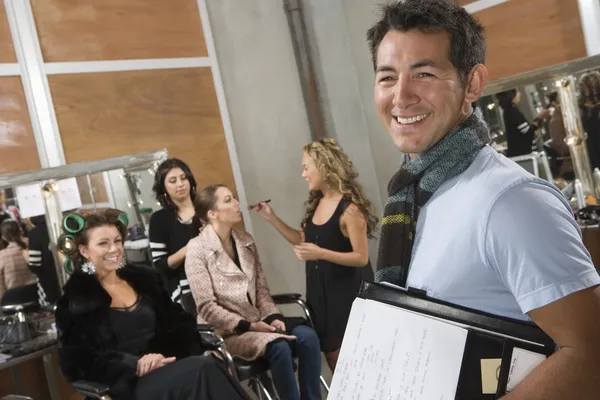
[252,138,378,372]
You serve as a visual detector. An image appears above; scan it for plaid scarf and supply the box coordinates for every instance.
[375,108,490,286]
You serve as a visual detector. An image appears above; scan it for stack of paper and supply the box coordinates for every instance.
[329,298,468,400]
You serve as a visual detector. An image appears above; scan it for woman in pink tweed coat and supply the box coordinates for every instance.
[185,184,322,400]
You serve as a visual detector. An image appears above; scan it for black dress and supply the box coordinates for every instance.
[303,199,374,352]
[109,295,246,400]
[27,221,61,305]
[581,105,600,170]
[503,105,536,157]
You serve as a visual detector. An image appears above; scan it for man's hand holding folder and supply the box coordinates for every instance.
[500,286,600,399]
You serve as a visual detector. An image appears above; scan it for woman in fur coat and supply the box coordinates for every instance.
[55,209,249,400]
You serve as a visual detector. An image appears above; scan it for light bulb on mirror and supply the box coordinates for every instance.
[42,181,59,198]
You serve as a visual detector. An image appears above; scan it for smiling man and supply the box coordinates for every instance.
[368,0,600,398]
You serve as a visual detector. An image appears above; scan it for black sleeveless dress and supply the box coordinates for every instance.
[304,199,374,352]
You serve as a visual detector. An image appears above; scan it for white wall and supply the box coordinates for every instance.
[205,0,313,296]
[301,0,381,263]
[302,0,399,212]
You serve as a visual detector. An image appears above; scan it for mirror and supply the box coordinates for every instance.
[479,54,600,211]
[0,150,167,305]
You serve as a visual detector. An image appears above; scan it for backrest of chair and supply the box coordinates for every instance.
[180,293,197,317]
[1,283,38,307]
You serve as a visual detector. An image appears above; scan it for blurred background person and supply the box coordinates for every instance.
[27,214,61,306]
[0,220,37,300]
[497,88,549,157]
[578,71,600,170]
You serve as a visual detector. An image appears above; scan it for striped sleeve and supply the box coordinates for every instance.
[170,278,191,304]
[28,249,43,268]
[517,121,530,134]
[149,211,171,274]
[509,109,534,136]
[150,241,168,263]
[27,229,44,271]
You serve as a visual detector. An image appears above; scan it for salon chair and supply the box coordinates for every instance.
[181,292,330,400]
[0,286,50,400]
[69,324,224,400]
[0,283,39,316]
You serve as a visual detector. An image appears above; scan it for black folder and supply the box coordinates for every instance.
[358,281,556,399]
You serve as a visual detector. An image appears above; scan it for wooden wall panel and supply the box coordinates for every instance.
[76,173,109,205]
[49,68,236,195]
[0,4,16,63]
[0,77,40,174]
[31,0,207,62]
[477,0,586,81]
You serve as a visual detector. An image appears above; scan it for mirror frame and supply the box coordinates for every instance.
[0,149,168,291]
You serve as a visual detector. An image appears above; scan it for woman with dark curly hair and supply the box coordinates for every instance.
[149,158,202,303]
[54,209,249,400]
[251,138,378,372]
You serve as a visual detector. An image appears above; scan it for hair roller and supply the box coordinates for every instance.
[63,258,74,275]
[63,214,85,234]
[117,212,129,229]
[57,234,76,254]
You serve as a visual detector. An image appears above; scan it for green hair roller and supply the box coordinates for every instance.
[63,258,74,275]
[63,214,85,234]
[117,212,129,228]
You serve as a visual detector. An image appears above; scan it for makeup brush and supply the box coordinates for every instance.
[247,199,271,210]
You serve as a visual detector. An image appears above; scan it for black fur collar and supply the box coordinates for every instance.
[61,264,158,315]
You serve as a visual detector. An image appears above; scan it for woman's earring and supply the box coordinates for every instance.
[119,257,126,269]
[81,260,96,275]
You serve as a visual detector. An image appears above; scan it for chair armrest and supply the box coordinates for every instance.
[196,324,215,333]
[272,294,315,326]
[196,324,223,350]
[271,293,302,304]
[199,334,224,350]
[71,380,110,398]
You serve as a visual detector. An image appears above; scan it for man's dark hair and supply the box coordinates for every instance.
[366,0,486,82]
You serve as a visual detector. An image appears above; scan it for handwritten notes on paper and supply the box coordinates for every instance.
[56,177,82,212]
[15,178,82,218]
[16,183,45,218]
[329,298,468,400]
